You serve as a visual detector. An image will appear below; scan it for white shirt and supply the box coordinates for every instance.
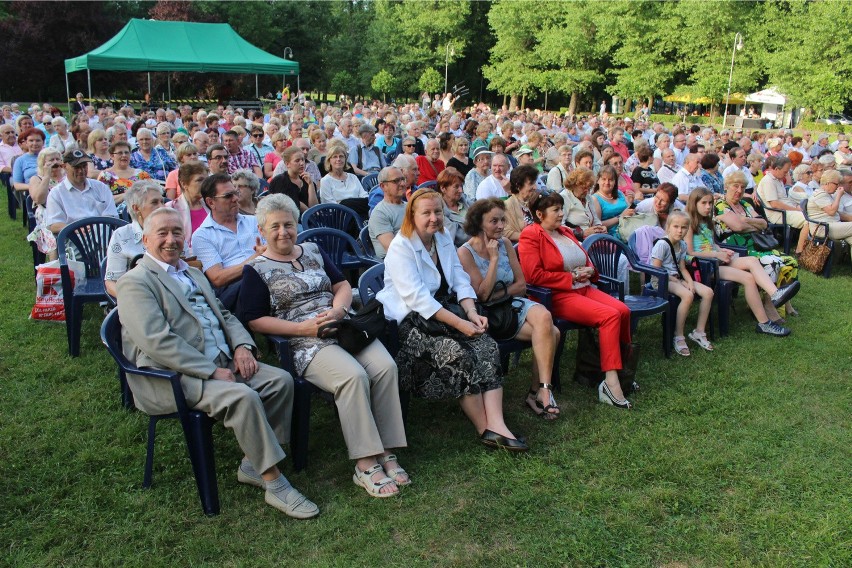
[377,229,476,323]
[657,164,679,185]
[319,172,366,203]
[722,164,755,189]
[476,175,510,200]
[670,167,702,199]
[44,177,118,227]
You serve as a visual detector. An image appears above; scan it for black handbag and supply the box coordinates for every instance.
[477,281,522,341]
[750,228,779,252]
[410,296,468,338]
[317,298,386,354]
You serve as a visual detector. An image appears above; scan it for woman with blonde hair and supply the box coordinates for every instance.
[86,129,113,178]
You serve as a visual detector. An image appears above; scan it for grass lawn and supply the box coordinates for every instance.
[0,205,849,567]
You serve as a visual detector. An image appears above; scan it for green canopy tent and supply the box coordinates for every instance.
[64,18,300,110]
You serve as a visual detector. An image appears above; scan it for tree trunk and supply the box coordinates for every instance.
[520,93,526,110]
[624,99,632,114]
[502,94,507,109]
[568,91,579,116]
[709,102,718,125]
[509,94,519,112]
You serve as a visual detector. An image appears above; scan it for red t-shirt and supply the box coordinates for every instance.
[415,155,446,186]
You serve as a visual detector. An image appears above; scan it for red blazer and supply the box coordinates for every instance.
[518,223,597,294]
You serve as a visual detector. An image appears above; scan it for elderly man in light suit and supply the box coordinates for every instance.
[116,207,318,519]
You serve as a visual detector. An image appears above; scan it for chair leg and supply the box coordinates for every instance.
[119,369,135,410]
[290,379,312,472]
[717,289,732,338]
[6,185,16,220]
[662,313,672,358]
[143,417,159,488]
[551,327,569,393]
[185,413,220,516]
[67,298,84,357]
[399,389,410,426]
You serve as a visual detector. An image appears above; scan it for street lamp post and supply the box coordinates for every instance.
[723,32,744,128]
[444,43,454,94]
[283,47,298,93]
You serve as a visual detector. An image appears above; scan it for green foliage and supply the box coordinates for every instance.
[418,68,443,95]
[370,69,396,102]
[330,70,356,97]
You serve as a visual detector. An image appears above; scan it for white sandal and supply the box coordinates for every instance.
[673,335,690,356]
[688,330,714,351]
[378,454,411,486]
[353,464,399,498]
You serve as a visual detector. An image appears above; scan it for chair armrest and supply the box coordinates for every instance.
[526,284,553,308]
[596,274,625,301]
[129,366,181,381]
[719,243,748,256]
[694,257,719,287]
[634,262,669,297]
[762,204,788,225]
[265,334,296,376]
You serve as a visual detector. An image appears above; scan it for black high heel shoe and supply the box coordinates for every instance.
[598,381,632,409]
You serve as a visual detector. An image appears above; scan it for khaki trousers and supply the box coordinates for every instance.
[194,360,294,474]
[302,340,406,460]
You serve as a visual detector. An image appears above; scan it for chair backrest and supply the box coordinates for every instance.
[416,180,437,190]
[361,173,379,192]
[358,263,385,304]
[358,224,377,258]
[57,216,128,279]
[629,225,666,265]
[101,308,129,369]
[101,257,117,307]
[297,227,362,265]
[537,174,548,189]
[583,233,640,277]
[301,203,365,232]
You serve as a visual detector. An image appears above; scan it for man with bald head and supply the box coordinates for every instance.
[671,152,703,202]
[476,152,511,199]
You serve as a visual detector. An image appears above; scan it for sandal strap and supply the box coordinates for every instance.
[540,383,553,391]
[378,454,397,465]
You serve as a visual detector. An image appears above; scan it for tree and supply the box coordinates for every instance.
[330,71,356,98]
[758,0,852,118]
[418,68,443,96]
[362,0,473,95]
[371,69,396,102]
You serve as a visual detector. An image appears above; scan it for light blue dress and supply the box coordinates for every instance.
[460,239,535,339]
[593,191,628,237]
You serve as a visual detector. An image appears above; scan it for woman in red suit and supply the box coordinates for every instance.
[519,191,634,409]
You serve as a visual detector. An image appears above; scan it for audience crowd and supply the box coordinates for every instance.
[6,92,849,518]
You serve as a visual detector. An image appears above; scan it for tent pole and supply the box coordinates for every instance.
[167,74,171,107]
[65,73,72,116]
[256,75,259,99]
[87,69,92,100]
[147,73,151,98]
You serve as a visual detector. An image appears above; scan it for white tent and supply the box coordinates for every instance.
[745,87,792,128]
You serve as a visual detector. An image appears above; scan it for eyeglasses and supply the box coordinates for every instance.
[403,144,415,148]
[112,151,130,156]
[212,191,239,200]
[805,171,813,175]
[210,155,228,161]
[382,177,406,185]
[252,133,263,138]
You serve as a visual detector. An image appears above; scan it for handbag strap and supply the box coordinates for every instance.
[655,237,687,280]
[485,280,509,304]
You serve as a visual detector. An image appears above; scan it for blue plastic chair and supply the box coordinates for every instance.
[584,234,671,357]
[301,203,365,233]
[752,198,793,255]
[361,173,379,192]
[297,228,379,276]
[416,180,437,190]
[57,216,128,357]
[358,224,378,260]
[100,309,219,515]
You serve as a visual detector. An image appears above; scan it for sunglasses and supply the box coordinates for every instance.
[403,144,414,148]
[252,133,263,138]
[211,191,239,200]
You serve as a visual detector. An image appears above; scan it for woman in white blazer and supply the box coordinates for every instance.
[377,188,528,452]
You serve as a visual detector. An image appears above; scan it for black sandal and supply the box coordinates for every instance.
[525,383,560,420]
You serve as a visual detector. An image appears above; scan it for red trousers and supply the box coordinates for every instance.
[552,286,631,372]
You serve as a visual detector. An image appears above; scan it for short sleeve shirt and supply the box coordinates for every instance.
[651,238,686,277]
[192,213,263,272]
[368,200,405,259]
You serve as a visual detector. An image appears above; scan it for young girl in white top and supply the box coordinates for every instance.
[651,210,714,356]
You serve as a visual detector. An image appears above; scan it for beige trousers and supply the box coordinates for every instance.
[194,361,293,474]
[302,340,406,460]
